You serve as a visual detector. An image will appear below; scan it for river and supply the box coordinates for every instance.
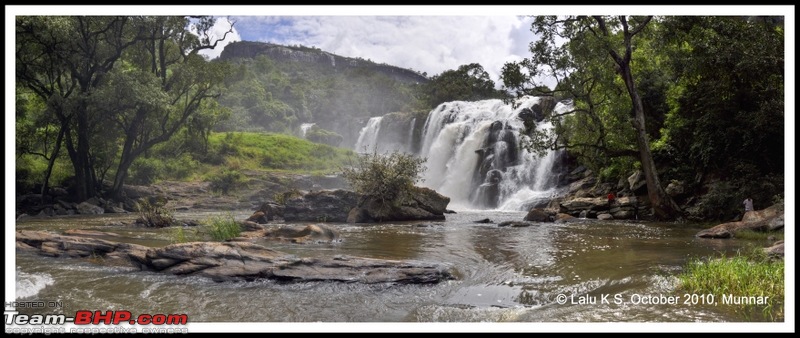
[13,209,779,331]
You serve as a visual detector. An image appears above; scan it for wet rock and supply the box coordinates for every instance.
[16,230,452,285]
[474,218,493,224]
[696,205,784,238]
[253,201,284,222]
[523,208,553,222]
[263,224,340,244]
[63,229,121,237]
[346,186,450,223]
[764,240,784,258]
[554,213,577,223]
[284,189,359,223]
[77,201,105,215]
[498,221,536,227]
[597,213,614,221]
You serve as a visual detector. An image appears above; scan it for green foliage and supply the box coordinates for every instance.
[657,16,784,191]
[206,132,354,172]
[15,154,72,194]
[694,181,740,221]
[15,15,233,200]
[136,198,177,228]
[341,151,426,209]
[216,49,422,134]
[733,230,783,241]
[771,194,784,211]
[274,189,302,205]
[678,246,784,321]
[169,226,200,244]
[304,125,344,147]
[418,63,502,108]
[128,153,199,185]
[202,214,242,241]
[207,169,245,195]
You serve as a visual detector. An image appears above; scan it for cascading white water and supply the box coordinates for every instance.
[354,117,383,153]
[352,96,564,211]
[300,123,316,137]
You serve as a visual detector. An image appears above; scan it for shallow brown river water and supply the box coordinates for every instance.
[13,210,784,330]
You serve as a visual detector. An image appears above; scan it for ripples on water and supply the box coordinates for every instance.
[14,210,765,324]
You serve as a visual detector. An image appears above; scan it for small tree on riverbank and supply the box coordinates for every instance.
[341,151,427,211]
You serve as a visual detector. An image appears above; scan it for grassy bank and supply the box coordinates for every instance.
[205,132,354,173]
[677,246,784,321]
[16,131,356,197]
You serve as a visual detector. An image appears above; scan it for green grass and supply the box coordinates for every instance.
[202,214,242,241]
[169,226,200,244]
[678,246,784,321]
[733,229,784,241]
[207,132,355,173]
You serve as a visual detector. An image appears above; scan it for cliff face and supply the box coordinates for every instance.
[220,41,429,85]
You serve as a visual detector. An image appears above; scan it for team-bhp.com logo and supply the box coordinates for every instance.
[5,309,189,334]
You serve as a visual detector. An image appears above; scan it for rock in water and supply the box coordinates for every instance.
[16,230,453,284]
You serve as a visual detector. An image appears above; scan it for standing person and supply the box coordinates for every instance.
[607,192,616,208]
[743,197,754,213]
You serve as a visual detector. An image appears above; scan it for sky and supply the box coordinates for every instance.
[8,5,794,87]
[199,14,535,84]
[5,4,796,333]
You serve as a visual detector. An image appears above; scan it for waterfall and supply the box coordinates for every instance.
[300,123,316,137]
[354,117,383,153]
[352,96,566,211]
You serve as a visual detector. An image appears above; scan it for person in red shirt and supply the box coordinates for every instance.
[607,193,616,207]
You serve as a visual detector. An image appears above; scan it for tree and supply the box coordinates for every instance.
[102,16,234,197]
[418,63,501,108]
[16,16,234,201]
[655,16,784,218]
[502,16,682,220]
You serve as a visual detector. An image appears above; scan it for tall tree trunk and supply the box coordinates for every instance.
[618,65,682,220]
[111,126,138,199]
[72,104,95,202]
[593,15,682,220]
[39,124,65,203]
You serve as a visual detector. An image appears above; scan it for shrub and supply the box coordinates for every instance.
[207,170,245,194]
[136,198,176,228]
[341,150,426,210]
[128,157,163,185]
[274,188,302,205]
[203,214,241,241]
[169,226,200,244]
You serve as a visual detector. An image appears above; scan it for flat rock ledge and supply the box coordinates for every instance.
[16,230,453,284]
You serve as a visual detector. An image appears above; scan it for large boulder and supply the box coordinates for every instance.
[76,201,105,215]
[558,196,643,220]
[523,208,553,222]
[696,205,784,238]
[627,170,647,195]
[346,186,450,223]
[247,201,285,224]
[262,224,340,244]
[283,189,359,222]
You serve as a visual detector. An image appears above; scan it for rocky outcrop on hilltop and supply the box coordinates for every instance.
[220,41,429,85]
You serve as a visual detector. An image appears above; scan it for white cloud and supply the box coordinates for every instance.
[235,16,536,85]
